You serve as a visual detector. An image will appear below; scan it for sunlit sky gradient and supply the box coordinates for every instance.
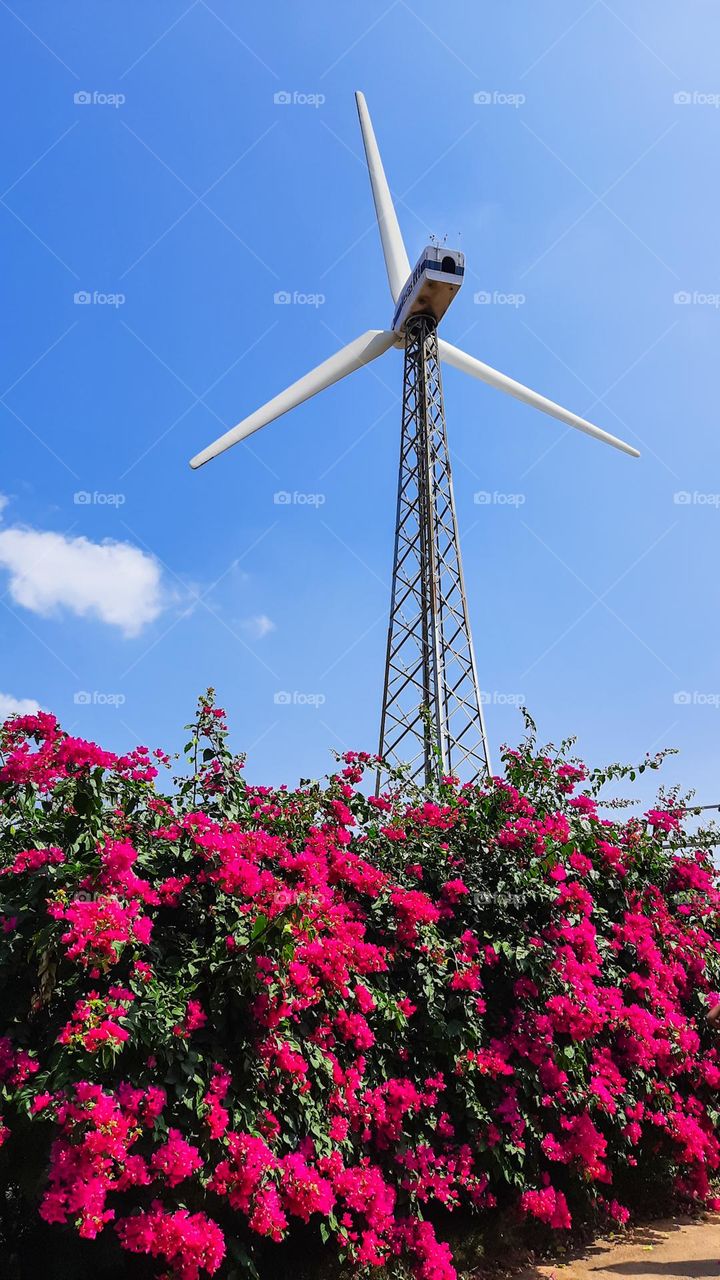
[1,1,719,809]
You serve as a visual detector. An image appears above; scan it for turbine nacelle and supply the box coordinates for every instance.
[189,90,640,469]
[392,245,464,336]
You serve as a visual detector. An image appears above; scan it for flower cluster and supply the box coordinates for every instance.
[0,696,718,1280]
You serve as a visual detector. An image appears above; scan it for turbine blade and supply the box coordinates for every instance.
[438,339,640,458]
[190,329,396,468]
[355,91,411,304]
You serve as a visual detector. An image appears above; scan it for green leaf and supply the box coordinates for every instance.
[251,914,268,941]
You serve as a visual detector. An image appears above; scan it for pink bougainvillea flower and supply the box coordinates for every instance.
[0,695,718,1280]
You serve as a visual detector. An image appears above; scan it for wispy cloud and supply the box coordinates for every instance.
[239,613,276,640]
[0,499,165,637]
[0,691,42,719]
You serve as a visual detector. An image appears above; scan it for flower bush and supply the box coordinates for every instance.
[0,694,719,1279]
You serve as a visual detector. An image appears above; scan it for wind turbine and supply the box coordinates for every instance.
[190,92,639,788]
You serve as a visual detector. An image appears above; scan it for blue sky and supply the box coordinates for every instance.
[1,0,719,807]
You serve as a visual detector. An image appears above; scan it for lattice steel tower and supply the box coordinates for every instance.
[189,93,639,788]
[378,315,490,787]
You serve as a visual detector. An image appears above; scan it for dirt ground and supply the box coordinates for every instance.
[513,1214,720,1280]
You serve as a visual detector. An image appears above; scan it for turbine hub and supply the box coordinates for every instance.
[392,245,464,336]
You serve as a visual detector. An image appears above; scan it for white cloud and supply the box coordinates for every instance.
[239,613,276,640]
[0,692,42,719]
[0,525,164,637]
